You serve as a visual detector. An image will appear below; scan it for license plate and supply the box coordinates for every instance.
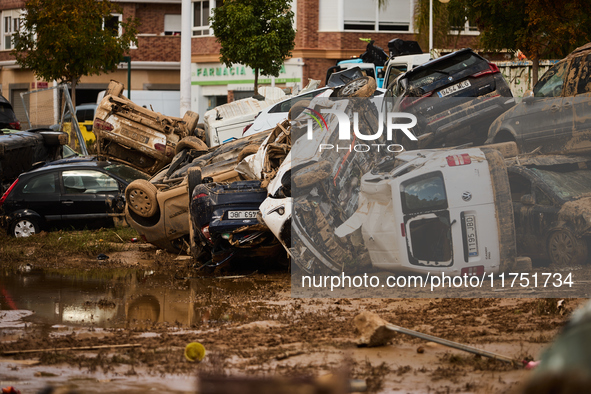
[437,80,471,97]
[465,214,478,257]
[228,211,258,220]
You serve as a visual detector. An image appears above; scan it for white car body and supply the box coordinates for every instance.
[334,147,514,275]
[243,87,331,137]
[203,87,287,146]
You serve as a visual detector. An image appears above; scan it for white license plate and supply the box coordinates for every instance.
[437,80,471,97]
[465,214,478,257]
[228,211,258,220]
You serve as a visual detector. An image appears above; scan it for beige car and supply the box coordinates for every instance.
[93,80,201,176]
[124,131,270,253]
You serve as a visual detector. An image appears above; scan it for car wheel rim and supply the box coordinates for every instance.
[342,79,367,95]
[550,232,574,266]
[14,220,36,237]
[129,189,152,215]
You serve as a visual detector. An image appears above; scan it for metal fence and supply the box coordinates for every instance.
[20,85,88,155]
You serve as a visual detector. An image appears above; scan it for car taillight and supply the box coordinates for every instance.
[472,63,500,78]
[201,225,212,242]
[0,179,18,208]
[446,154,471,166]
[400,91,433,110]
[155,143,166,152]
[193,192,207,200]
[242,124,253,135]
[461,266,484,277]
[93,118,113,131]
[400,223,406,237]
[9,121,20,130]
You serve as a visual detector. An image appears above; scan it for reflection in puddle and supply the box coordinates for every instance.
[0,268,261,329]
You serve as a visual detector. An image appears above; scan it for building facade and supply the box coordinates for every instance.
[0,0,478,122]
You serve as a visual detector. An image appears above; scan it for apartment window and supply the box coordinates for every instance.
[164,14,181,35]
[2,9,22,50]
[104,13,122,37]
[192,1,211,36]
[343,0,410,32]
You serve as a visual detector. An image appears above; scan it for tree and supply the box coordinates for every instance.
[12,0,139,106]
[452,0,591,85]
[211,0,296,95]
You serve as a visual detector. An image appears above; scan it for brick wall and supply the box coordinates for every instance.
[296,0,318,49]
[131,36,180,62]
[134,2,181,35]
[0,0,24,12]
[302,57,333,85]
[192,37,221,56]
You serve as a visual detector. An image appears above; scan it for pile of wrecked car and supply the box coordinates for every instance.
[3,41,591,277]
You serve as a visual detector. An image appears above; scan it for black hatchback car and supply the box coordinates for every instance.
[0,159,150,237]
[387,48,513,148]
[506,156,591,267]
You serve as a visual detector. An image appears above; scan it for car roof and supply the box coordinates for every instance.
[401,48,482,79]
[22,158,122,176]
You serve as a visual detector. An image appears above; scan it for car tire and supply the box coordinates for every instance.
[10,218,40,238]
[175,136,208,155]
[182,111,200,134]
[187,166,202,197]
[126,180,159,218]
[337,76,377,98]
[548,230,588,267]
[39,131,68,146]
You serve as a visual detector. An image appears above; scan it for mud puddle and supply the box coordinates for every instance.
[0,268,272,329]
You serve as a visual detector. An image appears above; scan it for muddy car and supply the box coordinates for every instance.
[190,180,282,267]
[93,80,200,176]
[387,48,514,148]
[292,146,518,276]
[124,132,270,253]
[0,128,69,194]
[0,159,149,237]
[486,42,591,155]
[507,155,591,266]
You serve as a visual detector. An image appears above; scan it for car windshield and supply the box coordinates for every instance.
[405,52,486,94]
[104,163,150,183]
[531,168,591,200]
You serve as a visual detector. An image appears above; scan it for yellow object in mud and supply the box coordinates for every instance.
[184,342,206,362]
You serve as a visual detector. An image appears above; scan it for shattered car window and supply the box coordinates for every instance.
[400,172,448,214]
[406,52,485,95]
[531,168,591,200]
[533,61,568,98]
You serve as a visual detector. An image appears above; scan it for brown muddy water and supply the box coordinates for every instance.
[0,262,584,394]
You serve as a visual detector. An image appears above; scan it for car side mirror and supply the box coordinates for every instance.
[521,194,535,205]
[522,95,535,104]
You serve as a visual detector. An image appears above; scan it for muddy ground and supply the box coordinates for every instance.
[0,237,582,394]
